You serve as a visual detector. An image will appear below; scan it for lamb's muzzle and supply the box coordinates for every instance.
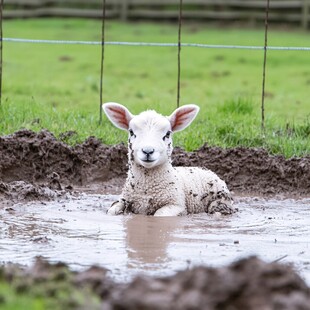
[141,147,156,162]
[142,147,155,155]
[102,102,236,216]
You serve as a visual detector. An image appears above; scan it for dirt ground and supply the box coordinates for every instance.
[0,129,309,205]
[0,129,310,309]
[1,256,310,309]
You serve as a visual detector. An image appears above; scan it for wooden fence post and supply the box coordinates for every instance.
[120,0,128,21]
[302,0,310,30]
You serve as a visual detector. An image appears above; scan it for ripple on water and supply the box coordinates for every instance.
[0,195,309,283]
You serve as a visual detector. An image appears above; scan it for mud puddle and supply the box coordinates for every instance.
[0,194,309,284]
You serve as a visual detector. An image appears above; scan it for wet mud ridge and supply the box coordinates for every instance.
[0,129,309,205]
[1,256,309,309]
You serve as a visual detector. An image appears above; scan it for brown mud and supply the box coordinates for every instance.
[1,256,310,310]
[0,129,309,206]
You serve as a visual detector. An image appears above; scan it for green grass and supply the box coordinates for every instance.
[0,282,46,310]
[0,263,100,310]
[0,18,309,157]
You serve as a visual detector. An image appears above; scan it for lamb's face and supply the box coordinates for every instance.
[128,111,173,169]
[102,102,200,169]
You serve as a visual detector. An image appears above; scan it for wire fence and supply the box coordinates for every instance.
[1,0,310,130]
[3,37,310,51]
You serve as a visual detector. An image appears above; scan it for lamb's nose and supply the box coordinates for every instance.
[142,147,155,155]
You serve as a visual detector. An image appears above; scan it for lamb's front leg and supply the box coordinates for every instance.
[154,205,186,217]
[208,199,235,215]
[107,200,125,215]
[202,190,235,215]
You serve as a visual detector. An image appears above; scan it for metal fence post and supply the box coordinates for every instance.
[0,0,3,106]
[261,0,270,133]
[177,0,183,109]
[99,0,106,125]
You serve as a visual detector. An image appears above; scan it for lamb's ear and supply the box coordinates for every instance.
[168,104,200,132]
[102,102,133,130]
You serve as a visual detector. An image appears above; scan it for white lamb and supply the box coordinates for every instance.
[103,103,235,217]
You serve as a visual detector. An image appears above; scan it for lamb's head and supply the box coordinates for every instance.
[103,103,199,169]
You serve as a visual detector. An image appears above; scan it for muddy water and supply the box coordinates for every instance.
[0,194,309,284]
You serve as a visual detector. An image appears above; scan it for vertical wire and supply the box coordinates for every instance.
[99,0,106,124]
[261,0,270,133]
[0,0,3,106]
[177,0,183,108]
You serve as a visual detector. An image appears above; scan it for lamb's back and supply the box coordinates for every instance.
[175,167,232,214]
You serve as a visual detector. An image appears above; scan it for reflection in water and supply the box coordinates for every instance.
[0,195,309,283]
[124,215,183,268]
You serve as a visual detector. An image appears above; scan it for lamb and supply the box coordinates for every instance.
[102,102,235,216]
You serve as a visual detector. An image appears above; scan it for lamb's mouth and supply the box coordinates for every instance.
[137,150,160,166]
[139,157,159,168]
[141,159,156,163]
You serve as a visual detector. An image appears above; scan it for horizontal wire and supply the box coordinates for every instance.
[3,37,310,51]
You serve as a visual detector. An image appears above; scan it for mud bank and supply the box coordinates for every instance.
[1,256,309,310]
[0,129,309,204]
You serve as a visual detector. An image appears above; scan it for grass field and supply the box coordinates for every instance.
[0,19,309,157]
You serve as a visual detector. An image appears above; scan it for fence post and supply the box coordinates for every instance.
[261,0,270,134]
[0,0,3,106]
[177,0,183,109]
[120,0,128,21]
[99,0,106,125]
[302,0,310,30]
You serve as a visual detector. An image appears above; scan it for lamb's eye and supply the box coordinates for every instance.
[129,129,136,138]
[163,131,171,141]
